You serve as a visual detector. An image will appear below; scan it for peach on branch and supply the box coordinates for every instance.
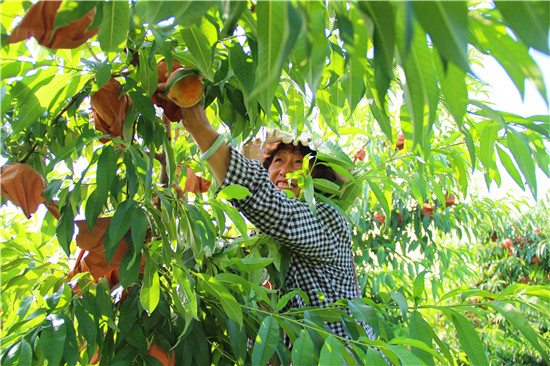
[166,68,204,108]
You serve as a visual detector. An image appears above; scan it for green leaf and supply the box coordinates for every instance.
[87,145,117,230]
[230,44,255,97]
[292,330,316,366]
[130,207,148,252]
[53,1,98,32]
[138,47,158,97]
[495,143,525,191]
[97,1,129,53]
[252,316,280,366]
[470,14,547,101]
[319,335,344,366]
[140,254,160,314]
[439,61,468,126]
[313,178,341,196]
[494,1,550,54]
[358,1,395,105]
[390,291,408,322]
[104,200,136,262]
[413,1,470,72]
[413,271,427,302]
[367,179,390,220]
[41,315,67,366]
[507,131,537,199]
[316,141,355,168]
[5,340,32,366]
[226,317,247,366]
[299,1,328,97]
[349,298,380,335]
[409,311,435,366]
[196,272,243,325]
[492,301,550,364]
[230,257,274,272]
[478,121,500,171]
[57,194,75,257]
[180,23,215,80]
[253,1,302,114]
[126,84,157,122]
[446,310,489,366]
[218,184,252,200]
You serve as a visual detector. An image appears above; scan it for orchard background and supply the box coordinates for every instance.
[1,1,549,365]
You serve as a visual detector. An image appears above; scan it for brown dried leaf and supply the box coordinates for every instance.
[0,162,46,218]
[7,1,98,49]
[91,78,131,143]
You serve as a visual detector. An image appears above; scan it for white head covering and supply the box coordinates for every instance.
[242,128,322,162]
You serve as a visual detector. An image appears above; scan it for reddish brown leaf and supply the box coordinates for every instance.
[0,162,46,218]
[7,1,98,49]
[396,131,405,150]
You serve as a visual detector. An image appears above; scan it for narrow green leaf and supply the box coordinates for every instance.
[409,311,435,366]
[470,14,547,101]
[507,131,537,199]
[138,47,158,97]
[53,1,98,32]
[492,301,550,364]
[494,1,550,54]
[226,317,247,366]
[478,122,500,171]
[319,335,344,366]
[367,179,390,220]
[447,311,489,366]
[97,1,129,53]
[41,315,67,366]
[390,291,408,322]
[197,272,243,325]
[253,1,302,113]
[413,1,470,72]
[56,194,75,257]
[358,1,395,105]
[130,207,148,252]
[87,145,118,230]
[292,330,316,366]
[252,316,280,366]
[413,271,427,302]
[230,257,274,272]
[218,184,252,200]
[140,255,160,314]
[299,1,328,97]
[104,200,136,262]
[495,143,525,191]
[349,298,380,335]
[180,23,214,79]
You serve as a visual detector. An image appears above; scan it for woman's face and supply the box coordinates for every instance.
[267,146,304,197]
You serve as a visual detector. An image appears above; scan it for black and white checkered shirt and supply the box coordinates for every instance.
[218,148,375,341]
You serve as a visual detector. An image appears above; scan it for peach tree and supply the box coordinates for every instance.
[1,1,549,365]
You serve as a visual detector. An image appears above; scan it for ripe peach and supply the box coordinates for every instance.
[501,238,513,249]
[396,132,405,150]
[373,212,385,225]
[531,256,541,264]
[166,68,203,108]
[421,203,435,216]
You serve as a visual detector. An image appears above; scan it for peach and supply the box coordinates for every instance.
[166,68,204,108]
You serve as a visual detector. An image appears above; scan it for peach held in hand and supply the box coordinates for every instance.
[166,68,204,108]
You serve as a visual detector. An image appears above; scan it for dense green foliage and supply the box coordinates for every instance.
[1,1,549,365]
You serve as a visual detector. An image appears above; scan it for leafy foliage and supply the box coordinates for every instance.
[1,1,549,364]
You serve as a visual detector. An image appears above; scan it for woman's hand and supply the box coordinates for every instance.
[178,104,231,184]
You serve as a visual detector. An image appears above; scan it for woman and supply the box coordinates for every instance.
[179,104,375,343]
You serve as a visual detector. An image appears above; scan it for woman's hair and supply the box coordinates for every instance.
[262,142,339,183]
